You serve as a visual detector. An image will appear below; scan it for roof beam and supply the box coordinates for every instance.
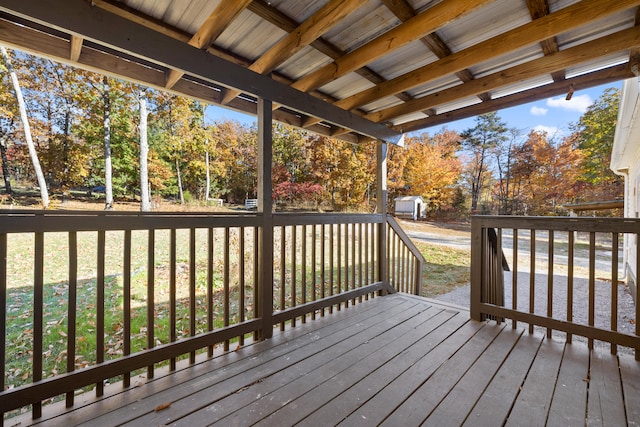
[69,34,82,61]
[526,0,564,82]
[221,0,366,105]
[367,25,640,123]
[0,17,362,141]
[165,0,252,89]
[0,0,402,144]
[336,0,640,111]
[247,0,414,131]
[290,0,496,93]
[397,63,635,131]
[381,0,490,103]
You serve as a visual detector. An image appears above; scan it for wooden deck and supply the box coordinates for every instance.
[19,294,640,427]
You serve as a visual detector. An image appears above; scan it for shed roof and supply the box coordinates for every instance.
[394,196,425,202]
[0,0,639,144]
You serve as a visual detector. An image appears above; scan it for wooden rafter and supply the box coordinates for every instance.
[165,0,252,89]
[290,0,495,93]
[381,0,490,103]
[69,35,82,62]
[397,63,636,131]
[367,26,640,123]
[247,0,414,130]
[220,0,366,105]
[336,0,640,111]
[0,0,402,144]
[526,0,564,82]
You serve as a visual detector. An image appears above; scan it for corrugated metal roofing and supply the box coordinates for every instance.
[0,0,638,143]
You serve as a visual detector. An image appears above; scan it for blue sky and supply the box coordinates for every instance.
[205,82,621,140]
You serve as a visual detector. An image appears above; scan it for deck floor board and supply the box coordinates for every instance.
[18,294,640,427]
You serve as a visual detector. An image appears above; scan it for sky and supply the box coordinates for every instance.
[205,81,622,141]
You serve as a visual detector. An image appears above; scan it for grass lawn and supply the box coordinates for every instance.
[416,242,470,298]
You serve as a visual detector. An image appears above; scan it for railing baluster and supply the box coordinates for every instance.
[239,227,246,344]
[611,232,618,355]
[123,229,131,386]
[351,223,356,305]
[33,231,44,418]
[311,224,317,320]
[358,223,363,302]
[147,229,155,376]
[512,229,518,329]
[301,225,307,324]
[280,226,286,330]
[336,223,340,312]
[291,225,297,327]
[169,229,176,371]
[588,232,596,350]
[547,230,554,338]
[96,230,105,394]
[321,224,326,316]
[189,228,197,362]
[224,227,230,349]
[529,229,535,335]
[207,227,214,356]
[253,226,259,341]
[344,223,349,308]
[567,230,574,343]
[66,231,77,407]
[364,222,369,299]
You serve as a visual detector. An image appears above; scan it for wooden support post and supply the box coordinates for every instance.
[257,97,274,340]
[377,141,388,295]
[470,218,483,321]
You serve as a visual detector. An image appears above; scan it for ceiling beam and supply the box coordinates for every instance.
[290,0,495,93]
[367,25,640,123]
[336,0,640,111]
[397,63,635,131]
[0,0,402,144]
[69,34,82,61]
[526,0,564,82]
[165,0,252,89]
[247,0,414,131]
[381,0,490,103]
[221,0,366,105]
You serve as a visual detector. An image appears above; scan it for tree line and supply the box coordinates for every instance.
[0,49,622,216]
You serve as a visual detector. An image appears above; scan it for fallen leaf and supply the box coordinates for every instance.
[155,402,172,412]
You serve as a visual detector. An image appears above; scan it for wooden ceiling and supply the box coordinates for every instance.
[0,0,639,145]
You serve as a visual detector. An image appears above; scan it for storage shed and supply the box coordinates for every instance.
[394,196,426,221]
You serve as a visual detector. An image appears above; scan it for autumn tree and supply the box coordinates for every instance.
[1,47,49,208]
[461,112,508,213]
[572,87,623,201]
[402,130,462,213]
[509,131,584,215]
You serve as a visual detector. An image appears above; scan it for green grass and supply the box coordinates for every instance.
[4,229,254,399]
[416,242,470,298]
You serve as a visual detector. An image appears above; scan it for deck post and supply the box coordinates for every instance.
[470,217,483,321]
[377,141,388,295]
[257,97,274,340]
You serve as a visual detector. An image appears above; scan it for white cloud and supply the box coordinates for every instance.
[546,94,592,113]
[530,106,548,116]
[532,125,562,137]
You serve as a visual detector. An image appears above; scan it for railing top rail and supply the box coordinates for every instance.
[473,215,640,234]
[0,211,386,233]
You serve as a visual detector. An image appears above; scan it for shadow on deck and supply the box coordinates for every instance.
[18,294,640,426]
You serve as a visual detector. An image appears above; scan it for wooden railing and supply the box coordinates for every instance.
[0,210,421,421]
[387,216,424,295]
[471,216,640,359]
